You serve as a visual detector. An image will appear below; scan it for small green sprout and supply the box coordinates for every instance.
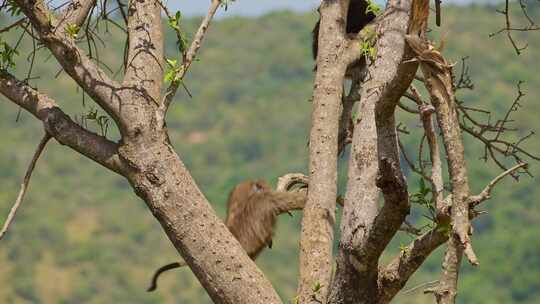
[365,0,382,16]
[65,23,81,39]
[164,58,184,83]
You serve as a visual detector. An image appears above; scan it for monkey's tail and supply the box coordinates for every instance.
[147,261,187,292]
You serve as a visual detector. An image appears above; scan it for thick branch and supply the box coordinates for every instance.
[329,0,419,302]
[120,142,282,304]
[377,227,448,304]
[123,0,163,104]
[363,0,419,269]
[298,1,349,302]
[0,72,127,175]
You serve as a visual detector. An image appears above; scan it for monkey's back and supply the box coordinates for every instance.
[225,180,276,259]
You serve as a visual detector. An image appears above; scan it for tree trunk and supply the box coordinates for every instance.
[119,139,282,304]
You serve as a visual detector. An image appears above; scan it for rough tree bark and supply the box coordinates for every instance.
[328,0,419,302]
[1,1,281,303]
[297,1,349,302]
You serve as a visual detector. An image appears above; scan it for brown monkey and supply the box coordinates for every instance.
[147,179,308,292]
[312,0,376,73]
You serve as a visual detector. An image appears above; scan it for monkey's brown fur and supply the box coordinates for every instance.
[147,179,307,292]
[225,179,276,258]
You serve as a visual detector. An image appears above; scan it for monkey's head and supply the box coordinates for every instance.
[227,180,271,206]
[226,180,272,221]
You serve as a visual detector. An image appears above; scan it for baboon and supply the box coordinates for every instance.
[147,179,308,292]
[312,0,376,73]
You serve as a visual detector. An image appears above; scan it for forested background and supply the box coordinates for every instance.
[0,3,539,303]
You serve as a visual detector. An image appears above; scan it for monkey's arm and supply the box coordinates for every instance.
[272,190,344,215]
[272,190,308,214]
[147,261,187,292]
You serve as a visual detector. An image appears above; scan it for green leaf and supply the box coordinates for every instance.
[166,58,178,67]
[399,244,409,254]
[312,281,322,293]
[65,23,80,38]
[6,0,22,16]
[164,70,176,82]
[0,38,19,70]
[365,0,382,15]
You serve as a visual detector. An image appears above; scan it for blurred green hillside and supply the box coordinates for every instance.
[0,3,539,303]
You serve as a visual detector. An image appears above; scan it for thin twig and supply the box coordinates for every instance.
[468,162,528,207]
[405,280,439,294]
[0,133,51,240]
[162,0,222,110]
[489,0,539,55]
[0,18,27,34]
[419,104,445,214]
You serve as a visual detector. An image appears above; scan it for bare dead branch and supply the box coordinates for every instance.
[405,280,439,295]
[456,81,539,177]
[406,34,475,302]
[163,0,222,110]
[0,133,50,240]
[468,162,528,207]
[489,0,540,55]
[453,57,474,91]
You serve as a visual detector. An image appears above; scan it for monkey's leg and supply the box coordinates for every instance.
[147,261,187,292]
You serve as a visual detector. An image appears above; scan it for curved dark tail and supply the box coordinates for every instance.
[147,261,186,292]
